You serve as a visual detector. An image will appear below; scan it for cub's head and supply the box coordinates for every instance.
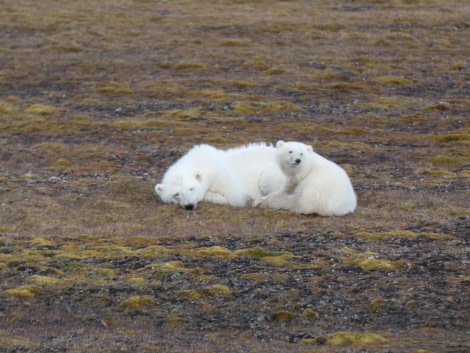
[275,140,313,174]
[154,173,205,210]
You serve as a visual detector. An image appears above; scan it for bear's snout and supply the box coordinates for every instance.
[184,204,195,210]
[295,158,301,165]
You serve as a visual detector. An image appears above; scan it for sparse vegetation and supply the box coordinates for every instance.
[0,0,469,352]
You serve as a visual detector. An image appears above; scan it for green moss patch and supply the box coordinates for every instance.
[327,331,388,347]
[351,229,458,241]
[117,295,156,311]
[1,285,42,299]
[235,247,293,259]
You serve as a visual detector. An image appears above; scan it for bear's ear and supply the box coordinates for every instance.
[194,173,203,182]
[154,184,164,196]
[276,140,285,148]
[307,145,313,153]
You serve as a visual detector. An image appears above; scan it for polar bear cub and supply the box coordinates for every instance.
[154,143,285,209]
[255,140,357,216]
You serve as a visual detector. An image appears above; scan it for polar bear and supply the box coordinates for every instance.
[154,144,246,209]
[154,143,285,209]
[254,140,357,216]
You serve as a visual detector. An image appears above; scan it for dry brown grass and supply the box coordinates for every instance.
[0,0,469,352]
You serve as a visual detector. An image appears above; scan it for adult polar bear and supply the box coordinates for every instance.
[154,143,285,209]
[255,140,357,216]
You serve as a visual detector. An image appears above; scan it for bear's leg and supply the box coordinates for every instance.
[204,190,228,204]
[256,191,296,211]
[205,189,248,207]
[259,164,286,195]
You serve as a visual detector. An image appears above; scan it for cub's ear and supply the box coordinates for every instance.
[307,145,313,153]
[154,184,164,196]
[276,140,285,148]
[194,173,203,182]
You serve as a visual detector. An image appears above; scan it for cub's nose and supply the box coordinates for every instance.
[184,204,195,210]
[295,158,301,165]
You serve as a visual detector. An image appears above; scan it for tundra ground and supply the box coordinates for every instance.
[0,0,469,352]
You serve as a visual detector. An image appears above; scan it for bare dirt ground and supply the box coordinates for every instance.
[0,0,469,352]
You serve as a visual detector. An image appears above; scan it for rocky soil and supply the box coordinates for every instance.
[0,0,469,352]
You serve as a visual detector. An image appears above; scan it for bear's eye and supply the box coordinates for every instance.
[289,150,293,154]
[189,187,194,192]
[173,193,180,200]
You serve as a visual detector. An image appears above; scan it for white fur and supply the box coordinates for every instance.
[255,140,357,216]
[154,143,285,209]
[223,143,286,199]
[258,163,285,195]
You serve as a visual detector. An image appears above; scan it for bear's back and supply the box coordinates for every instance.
[163,144,223,181]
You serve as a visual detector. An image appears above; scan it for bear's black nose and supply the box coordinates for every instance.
[295,159,301,165]
[184,204,195,210]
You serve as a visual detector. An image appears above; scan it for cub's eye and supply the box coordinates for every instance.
[289,150,293,154]
[173,193,180,199]
[189,187,194,192]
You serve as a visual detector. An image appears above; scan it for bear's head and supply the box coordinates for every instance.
[275,140,313,175]
[154,173,206,210]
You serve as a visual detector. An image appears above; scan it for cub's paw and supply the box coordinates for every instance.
[252,196,267,208]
